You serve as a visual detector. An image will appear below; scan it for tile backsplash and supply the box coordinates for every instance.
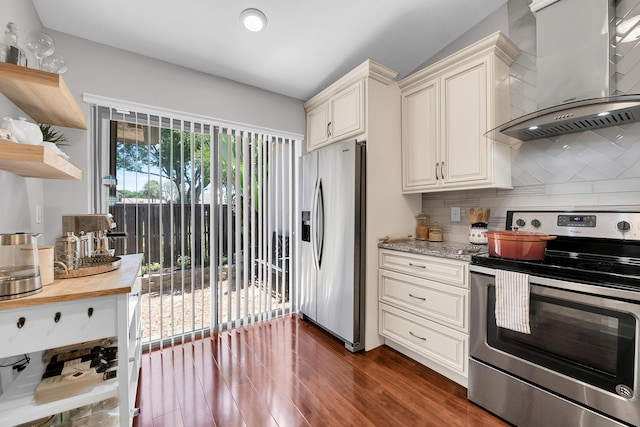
[421,0,640,244]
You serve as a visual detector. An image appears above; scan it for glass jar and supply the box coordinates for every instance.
[55,232,80,270]
[415,212,430,241]
[428,222,443,242]
[0,22,27,66]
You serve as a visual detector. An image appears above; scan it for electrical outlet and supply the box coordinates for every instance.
[35,205,42,224]
[451,207,461,222]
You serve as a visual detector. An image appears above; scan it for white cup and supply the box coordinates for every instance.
[38,246,54,285]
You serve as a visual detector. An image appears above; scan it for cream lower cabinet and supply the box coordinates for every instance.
[378,248,469,386]
[0,274,142,426]
[400,31,520,193]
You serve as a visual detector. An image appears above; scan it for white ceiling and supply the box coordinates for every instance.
[31,0,507,100]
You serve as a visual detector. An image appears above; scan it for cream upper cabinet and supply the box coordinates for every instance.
[305,73,368,152]
[306,102,331,150]
[402,77,439,190]
[400,31,520,193]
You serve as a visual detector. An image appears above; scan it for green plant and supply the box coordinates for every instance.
[38,123,68,146]
[176,255,191,269]
[149,262,161,272]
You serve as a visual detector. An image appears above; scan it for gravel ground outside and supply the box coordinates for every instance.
[139,275,290,343]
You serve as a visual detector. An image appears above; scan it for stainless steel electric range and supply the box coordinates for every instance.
[469,210,640,427]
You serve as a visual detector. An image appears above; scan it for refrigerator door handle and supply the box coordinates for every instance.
[311,178,325,270]
[310,178,319,269]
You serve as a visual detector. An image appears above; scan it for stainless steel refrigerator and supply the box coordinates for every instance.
[299,139,365,352]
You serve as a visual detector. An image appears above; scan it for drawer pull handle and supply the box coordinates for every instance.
[409,331,427,341]
[409,293,426,301]
[54,312,61,323]
[408,263,426,269]
[17,317,25,329]
[88,307,94,318]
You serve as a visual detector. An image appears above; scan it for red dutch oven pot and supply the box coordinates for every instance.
[483,230,557,261]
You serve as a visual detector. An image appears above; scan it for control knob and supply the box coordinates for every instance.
[617,221,631,232]
[531,219,541,228]
[515,218,526,227]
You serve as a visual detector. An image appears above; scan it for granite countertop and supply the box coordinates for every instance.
[378,239,487,261]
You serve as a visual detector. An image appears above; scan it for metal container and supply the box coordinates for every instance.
[484,230,557,260]
[0,232,42,300]
[55,231,80,270]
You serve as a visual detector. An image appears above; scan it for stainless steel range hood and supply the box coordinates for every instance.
[490,0,640,141]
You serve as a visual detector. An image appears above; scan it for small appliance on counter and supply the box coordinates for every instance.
[0,232,42,300]
[54,214,126,279]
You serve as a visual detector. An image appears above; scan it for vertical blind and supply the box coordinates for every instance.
[88,101,299,349]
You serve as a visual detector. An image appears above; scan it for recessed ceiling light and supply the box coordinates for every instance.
[240,8,267,32]
[528,125,539,131]
[597,111,611,117]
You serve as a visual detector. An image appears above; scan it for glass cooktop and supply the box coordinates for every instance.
[471,252,640,291]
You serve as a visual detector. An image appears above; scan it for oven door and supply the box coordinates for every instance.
[470,271,640,425]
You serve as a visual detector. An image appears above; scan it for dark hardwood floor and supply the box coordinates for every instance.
[134,314,508,426]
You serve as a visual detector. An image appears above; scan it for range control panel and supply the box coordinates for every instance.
[506,211,640,240]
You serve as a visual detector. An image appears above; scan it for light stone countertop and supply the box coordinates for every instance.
[377,239,487,262]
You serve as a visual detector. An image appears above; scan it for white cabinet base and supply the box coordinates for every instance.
[379,303,468,381]
[384,337,468,388]
[378,249,469,387]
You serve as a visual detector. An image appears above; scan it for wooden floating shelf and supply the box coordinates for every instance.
[0,139,82,180]
[0,62,87,129]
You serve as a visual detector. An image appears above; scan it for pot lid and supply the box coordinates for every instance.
[484,230,557,241]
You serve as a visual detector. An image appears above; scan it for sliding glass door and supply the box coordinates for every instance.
[90,105,297,349]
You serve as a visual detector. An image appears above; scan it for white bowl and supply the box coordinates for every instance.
[15,117,43,145]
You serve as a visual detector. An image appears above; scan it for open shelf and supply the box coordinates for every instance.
[0,62,87,129]
[0,352,119,427]
[0,139,82,180]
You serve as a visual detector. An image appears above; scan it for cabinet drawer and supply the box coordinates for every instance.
[379,269,468,332]
[379,249,468,288]
[379,303,468,376]
[0,296,117,358]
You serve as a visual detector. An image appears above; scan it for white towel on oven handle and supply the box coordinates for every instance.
[495,269,531,334]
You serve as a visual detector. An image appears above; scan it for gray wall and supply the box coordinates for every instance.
[0,1,45,235]
[420,0,640,243]
[0,0,304,244]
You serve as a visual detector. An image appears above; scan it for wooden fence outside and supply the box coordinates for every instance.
[110,203,234,267]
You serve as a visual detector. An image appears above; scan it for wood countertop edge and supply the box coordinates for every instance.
[0,253,144,310]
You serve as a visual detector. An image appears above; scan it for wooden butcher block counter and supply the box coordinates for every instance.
[0,253,143,310]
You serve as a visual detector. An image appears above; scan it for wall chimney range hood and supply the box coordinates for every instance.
[490,0,640,142]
